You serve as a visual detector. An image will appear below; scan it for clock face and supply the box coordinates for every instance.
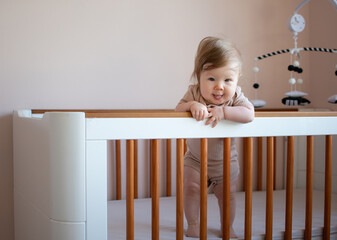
[288,13,306,33]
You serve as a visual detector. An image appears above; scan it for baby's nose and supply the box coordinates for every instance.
[214,82,224,89]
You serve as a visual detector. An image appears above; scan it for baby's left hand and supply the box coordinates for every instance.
[205,106,225,128]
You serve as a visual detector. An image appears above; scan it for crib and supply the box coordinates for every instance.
[13,109,337,240]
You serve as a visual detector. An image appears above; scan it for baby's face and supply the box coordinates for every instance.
[199,63,239,105]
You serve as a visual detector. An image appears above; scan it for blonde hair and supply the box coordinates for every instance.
[192,36,242,83]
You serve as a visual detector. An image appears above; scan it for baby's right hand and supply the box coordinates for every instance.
[190,102,209,121]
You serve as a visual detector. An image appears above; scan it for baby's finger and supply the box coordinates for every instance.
[202,110,208,120]
[199,111,204,121]
[195,111,200,121]
[192,111,198,120]
[205,118,212,125]
[198,111,204,121]
[205,116,214,126]
[212,119,218,128]
[198,111,203,121]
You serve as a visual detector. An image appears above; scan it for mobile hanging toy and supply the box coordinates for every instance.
[251,0,337,108]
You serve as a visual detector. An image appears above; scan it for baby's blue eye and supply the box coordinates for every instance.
[208,77,215,81]
[225,79,232,82]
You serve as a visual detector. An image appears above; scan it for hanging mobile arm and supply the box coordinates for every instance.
[328,0,337,10]
[254,47,337,62]
[294,0,337,14]
[294,0,310,14]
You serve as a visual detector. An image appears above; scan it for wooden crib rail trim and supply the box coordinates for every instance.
[31,109,337,118]
[32,109,192,118]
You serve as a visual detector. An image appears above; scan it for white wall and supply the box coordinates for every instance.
[1,1,336,239]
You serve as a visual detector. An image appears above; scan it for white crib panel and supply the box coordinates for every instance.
[45,112,86,222]
[86,140,108,240]
[14,191,85,240]
[86,117,337,140]
[14,111,86,240]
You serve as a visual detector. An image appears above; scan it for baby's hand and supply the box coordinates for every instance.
[190,102,209,121]
[206,106,225,128]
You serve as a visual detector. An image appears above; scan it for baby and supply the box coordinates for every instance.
[175,36,254,238]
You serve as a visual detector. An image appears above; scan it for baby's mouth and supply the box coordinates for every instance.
[213,94,223,100]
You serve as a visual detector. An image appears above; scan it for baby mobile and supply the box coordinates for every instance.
[251,0,337,108]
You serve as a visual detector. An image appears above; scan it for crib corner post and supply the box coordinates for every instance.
[86,140,108,240]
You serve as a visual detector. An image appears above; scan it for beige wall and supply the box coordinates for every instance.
[309,0,337,110]
[1,1,336,239]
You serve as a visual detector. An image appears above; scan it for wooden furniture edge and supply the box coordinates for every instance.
[31,109,337,118]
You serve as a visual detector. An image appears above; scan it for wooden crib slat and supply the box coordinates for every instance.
[242,138,247,191]
[305,136,313,240]
[273,137,277,190]
[223,138,231,240]
[266,137,274,240]
[324,135,332,240]
[166,139,172,197]
[134,140,138,199]
[200,138,208,240]
[152,139,160,240]
[116,140,121,200]
[176,139,184,240]
[285,136,294,240]
[126,140,134,240]
[149,140,153,198]
[257,137,263,191]
[245,137,253,240]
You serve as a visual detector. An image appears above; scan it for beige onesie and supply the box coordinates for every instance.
[178,84,253,184]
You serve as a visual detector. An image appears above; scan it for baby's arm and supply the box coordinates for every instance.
[206,105,254,127]
[223,105,255,123]
[175,101,210,121]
